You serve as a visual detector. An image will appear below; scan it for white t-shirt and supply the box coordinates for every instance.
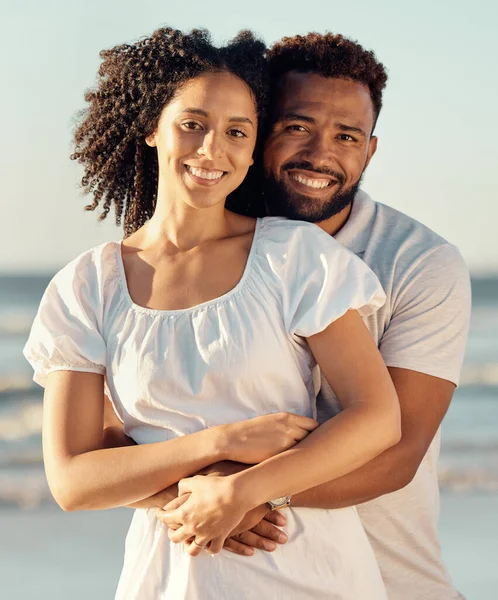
[24,217,389,600]
[317,191,471,600]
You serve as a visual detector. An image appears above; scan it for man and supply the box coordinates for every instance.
[105,33,470,599]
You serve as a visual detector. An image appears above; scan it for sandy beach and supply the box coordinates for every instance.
[0,492,496,600]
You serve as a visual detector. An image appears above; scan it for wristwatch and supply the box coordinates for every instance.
[267,495,291,510]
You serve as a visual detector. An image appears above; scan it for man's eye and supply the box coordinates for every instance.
[286,124,307,133]
[338,134,356,142]
[182,121,203,131]
[227,129,247,138]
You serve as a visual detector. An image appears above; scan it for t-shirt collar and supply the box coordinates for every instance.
[334,189,376,254]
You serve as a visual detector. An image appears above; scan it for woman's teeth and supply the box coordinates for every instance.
[291,173,330,189]
[186,166,224,180]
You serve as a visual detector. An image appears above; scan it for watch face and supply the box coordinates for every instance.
[271,496,289,505]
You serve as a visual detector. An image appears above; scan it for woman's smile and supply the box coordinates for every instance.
[184,164,227,186]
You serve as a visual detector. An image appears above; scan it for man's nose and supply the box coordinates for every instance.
[300,133,337,167]
[197,130,224,160]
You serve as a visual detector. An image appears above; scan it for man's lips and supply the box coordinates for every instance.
[286,169,338,191]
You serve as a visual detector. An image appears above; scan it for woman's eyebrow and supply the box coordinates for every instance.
[228,116,254,126]
[182,108,208,116]
[182,108,254,127]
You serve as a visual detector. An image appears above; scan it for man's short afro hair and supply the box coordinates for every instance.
[267,32,388,124]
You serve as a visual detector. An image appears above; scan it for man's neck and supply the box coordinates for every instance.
[316,202,353,237]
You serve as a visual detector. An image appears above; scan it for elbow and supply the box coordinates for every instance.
[383,407,402,450]
[47,468,90,513]
[51,486,83,512]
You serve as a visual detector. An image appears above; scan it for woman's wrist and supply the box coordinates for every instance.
[204,424,231,463]
[228,469,268,512]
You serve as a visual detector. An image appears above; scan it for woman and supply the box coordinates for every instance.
[24,27,400,599]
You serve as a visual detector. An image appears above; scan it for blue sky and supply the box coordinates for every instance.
[2,0,497,273]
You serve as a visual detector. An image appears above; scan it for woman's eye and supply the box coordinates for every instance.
[182,121,203,131]
[227,129,247,138]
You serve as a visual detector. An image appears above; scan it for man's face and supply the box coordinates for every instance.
[263,72,378,222]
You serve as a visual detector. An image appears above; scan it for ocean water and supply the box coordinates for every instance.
[0,274,497,506]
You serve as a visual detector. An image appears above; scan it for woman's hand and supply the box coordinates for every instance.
[221,412,318,464]
[157,474,253,556]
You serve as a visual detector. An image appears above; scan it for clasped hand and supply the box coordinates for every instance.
[156,474,288,557]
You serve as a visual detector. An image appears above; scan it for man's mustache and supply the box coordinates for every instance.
[281,161,346,186]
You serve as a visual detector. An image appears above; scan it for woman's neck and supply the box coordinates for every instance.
[144,179,231,252]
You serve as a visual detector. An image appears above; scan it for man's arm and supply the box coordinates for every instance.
[291,367,454,508]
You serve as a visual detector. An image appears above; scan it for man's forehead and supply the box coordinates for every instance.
[274,71,374,125]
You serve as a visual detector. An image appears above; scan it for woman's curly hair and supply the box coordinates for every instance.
[266,33,388,127]
[71,27,268,236]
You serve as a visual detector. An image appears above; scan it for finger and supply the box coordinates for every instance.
[157,508,182,528]
[178,475,203,496]
[168,526,192,544]
[264,510,287,527]
[223,537,255,557]
[233,530,277,552]
[288,414,319,431]
[207,536,225,555]
[187,537,211,557]
[162,493,189,511]
[155,510,181,530]
[251,520,288,544]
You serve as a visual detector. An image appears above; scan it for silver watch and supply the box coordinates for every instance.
[267,495,291,510]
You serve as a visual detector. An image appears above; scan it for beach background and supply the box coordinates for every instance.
[2,0,497,598]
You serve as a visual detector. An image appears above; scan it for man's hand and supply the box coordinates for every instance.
[224,505,288,556]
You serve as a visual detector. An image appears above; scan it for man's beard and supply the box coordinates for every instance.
[264,161,363,223]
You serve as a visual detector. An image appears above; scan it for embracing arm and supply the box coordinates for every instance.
[291,368,455,508]
[43,372,316,512]
[43,371,230,511]
[230,310,401,504]
[163,309,401,554]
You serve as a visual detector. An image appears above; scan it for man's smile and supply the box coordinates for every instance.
[285,169,338,194]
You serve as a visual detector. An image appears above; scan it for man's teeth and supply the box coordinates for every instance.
[187,166,224,180]
[291,173,330,189]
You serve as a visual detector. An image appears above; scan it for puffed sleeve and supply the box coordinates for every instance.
[23,251,107,387]
[273,220,386,337]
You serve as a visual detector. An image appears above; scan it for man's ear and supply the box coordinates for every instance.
[365,135,378,169]
[145,133,157,148]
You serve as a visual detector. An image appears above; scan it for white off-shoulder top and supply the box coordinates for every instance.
[24,217,388,600]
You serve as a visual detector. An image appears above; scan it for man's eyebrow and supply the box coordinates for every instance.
[336,122,367,137]
[182,108,254,127]
[279,112,316,124]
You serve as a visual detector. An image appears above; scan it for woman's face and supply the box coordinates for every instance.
[146,71,258,210]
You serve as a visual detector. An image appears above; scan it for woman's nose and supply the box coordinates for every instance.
[197,130,223,160]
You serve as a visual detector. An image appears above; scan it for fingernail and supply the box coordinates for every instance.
[278,533,288,543]
[264,541,277,551]
[244,548,254,556]
[276,515,286,525]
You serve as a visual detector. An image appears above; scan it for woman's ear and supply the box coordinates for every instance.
[145,133,157,148]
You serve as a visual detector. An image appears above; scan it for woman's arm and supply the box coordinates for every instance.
[43,371,317,512]
[233,309,401,502]
[163,310,401,554]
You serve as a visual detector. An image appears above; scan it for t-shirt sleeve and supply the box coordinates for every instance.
[379,243,471,386]
[281,223,386,337]
[23,254,107,387]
